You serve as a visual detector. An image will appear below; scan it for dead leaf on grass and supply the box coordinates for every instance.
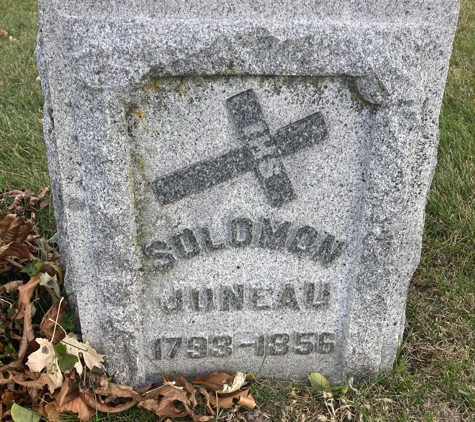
[25,338,63,392]
[0,28,8,37]
[0,242,31,260]
[219,372,247,393]
[139,397,188,419]
[0,369,56,393]
[0,214,16,239]
[39,272,61,300]
[175,374,198,407]
[193,371,234,392]
[138,382,199,419]
[56,393,95,421]
[43,403,61,422]
[13,274,41,321]
[80,388,137,414]
[185,408,215,422]
[209,388,256,410]
[0,279,23,294]
[0,215,32,245]
[26,338,55,373]
[40,301,66,342]
[93,377,138,400]
[60,333,105,375]
[198,387,214,415]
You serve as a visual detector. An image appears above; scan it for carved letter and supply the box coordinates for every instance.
[310,234,346,265]
[221,285,244,311]
[191,288,214,312]
[230,217,253,247]
[169,228,201,259]
[199,227,225,251]
[144,240,176,271]
[304,282,330,309]
[160,289,183,313]
[250,286,273,310]
[276,283,300,310]
[288,225,318,255]
[258,218,291,250]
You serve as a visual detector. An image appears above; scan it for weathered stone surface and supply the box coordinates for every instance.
[36,0,459,385]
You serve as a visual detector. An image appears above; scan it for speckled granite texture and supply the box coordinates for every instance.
[36,0,459,385]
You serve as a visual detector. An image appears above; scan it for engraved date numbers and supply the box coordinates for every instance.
[154,332,335,360]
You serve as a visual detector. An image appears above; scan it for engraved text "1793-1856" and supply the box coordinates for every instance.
[155,332,335,360]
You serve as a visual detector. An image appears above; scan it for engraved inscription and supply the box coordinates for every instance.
[153,89,328,207]
[154,332,336,360]
[157,281,330,313]
[145,215,346,271]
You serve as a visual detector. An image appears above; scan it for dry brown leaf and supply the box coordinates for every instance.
[15,219,33,243]
[193,372,234,392]
[25,239,38,255]
[0,28,8,37]
[45,358,63,392]
[0,302,36,374]
[13,274,41,321]
[1,189,49,217]
[8,193,27,213]
[93,377,138,400]
[80,389,137,414]
[219,372,247,393]
[140,383,188,403]
[0,279,23,294]
[175,374,198,407]
[61,333,105,375]
[57,393,95,421]
[209,388,256,410]
[135,384,155,395]
[0,214,16,240]
[0,261,13,274]
[44,403,61,422]
[0,369,55,393]
[0,303,34,372]
[26,338,55,373]
[1,391,15,407]
[27,386,41,402]
[0,242,31,260]
[198,387,215,416]
[0,190,24,198]
[186,409,215,422]
[139,397,188,419]
[25,338,63,392]
[54,371,79,408]
[37,187,50,198]
[40,301,66,342]
[138,382,194,419]
[19,303,34,354]
[3,216,25,244]
[47,250,61,266]
[138,398,164,413]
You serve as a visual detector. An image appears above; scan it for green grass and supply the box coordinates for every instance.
[1,0,474,421]
[0,0,47,192]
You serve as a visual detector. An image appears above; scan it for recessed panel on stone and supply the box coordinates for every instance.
[36,0,459,386]
[126,76,372,381]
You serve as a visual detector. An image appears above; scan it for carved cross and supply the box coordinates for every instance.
[154,89,327,207]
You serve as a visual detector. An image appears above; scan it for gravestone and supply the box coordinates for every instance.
[36,0,459,385]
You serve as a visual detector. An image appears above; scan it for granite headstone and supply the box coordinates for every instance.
[36,0,459,385]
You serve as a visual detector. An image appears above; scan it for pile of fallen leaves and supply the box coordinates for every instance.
[0,189,257,422]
